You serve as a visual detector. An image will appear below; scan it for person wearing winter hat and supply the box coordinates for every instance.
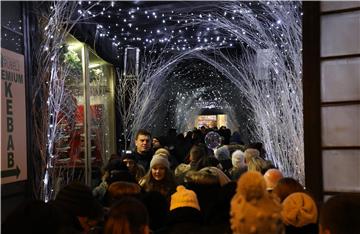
[93,158,129,201]
[155,148,171,158]
[184,168,220,186]
[155,147,179,170]
[149,154,170,170]
[152,136,166,151]
[214,145,232,174]
[93,158,136,201]
[214,145,230,161]
[121,153,146,183]
[54,181,104,233]
[199,166,231,186]
[281,192,318,234]
[246,142,267,159]
[170,185,200,211]
[264,168,284,192]
[230,171,284,234]
[139,155,176,200]
[167,186,203,234]
[230,150,248,180]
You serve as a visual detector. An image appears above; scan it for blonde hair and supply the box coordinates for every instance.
[247,156,267,172]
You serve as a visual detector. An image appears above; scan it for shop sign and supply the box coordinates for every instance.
[1,48,27,184]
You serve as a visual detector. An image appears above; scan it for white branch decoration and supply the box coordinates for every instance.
[32,1,99,201]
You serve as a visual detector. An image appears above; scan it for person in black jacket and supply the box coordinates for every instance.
[132,129,153,171]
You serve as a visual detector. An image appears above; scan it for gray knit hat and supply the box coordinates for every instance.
[150,155,170,169]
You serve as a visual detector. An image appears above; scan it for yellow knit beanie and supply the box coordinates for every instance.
[281,192,318,227]
[170,185,200,211]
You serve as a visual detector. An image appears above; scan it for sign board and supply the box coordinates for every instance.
[1,48,27,184]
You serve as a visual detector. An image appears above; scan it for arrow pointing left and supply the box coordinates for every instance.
[1,166,21,178]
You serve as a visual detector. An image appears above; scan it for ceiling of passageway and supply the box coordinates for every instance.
[68,0,301,133]
[70,0,271,65]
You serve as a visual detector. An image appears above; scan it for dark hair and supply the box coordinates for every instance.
[141,191,169,231]
[189,144,207,163]
[54,181,104,219]
[135,129,151,140]
[273,177,305,202]
[104,197,149,234]
[2,200,65,234]
[320,194,360,234]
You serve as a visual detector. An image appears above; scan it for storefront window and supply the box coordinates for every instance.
[88,49,115,168]
[54,35,115,186]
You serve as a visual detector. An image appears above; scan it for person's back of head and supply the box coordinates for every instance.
[189,144,207,163]
[141,191,169,232]
[244,148,260,163]
[230,171,284,234]
[247,155,268,173]
[281,192,318,234]
[264,168,284,191]
[2,200,65,234]
[105,197,149,234]
[273,177,305,202]
[54,181,104,219]
[106,181,142,205]
[246,142,266,159]
[320,194,360,234]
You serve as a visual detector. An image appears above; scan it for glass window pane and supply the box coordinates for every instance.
[321,58,360,102]
[322,105,360,147]
[88,49,116,168]
[323,150,360,192]
[54,36,86,184]
[321,11,360,57]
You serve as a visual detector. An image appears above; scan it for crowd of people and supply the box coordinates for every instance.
[3,127,360,234]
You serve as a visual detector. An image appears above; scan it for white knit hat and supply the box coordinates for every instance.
[150,155,170,169]
[232,150,245,168]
